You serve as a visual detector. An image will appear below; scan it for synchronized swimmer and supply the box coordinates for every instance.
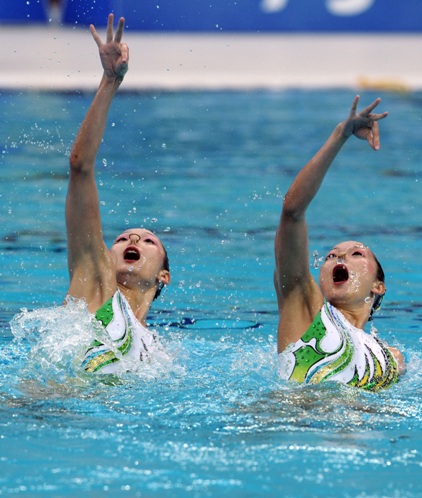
[66,14,170,373]
[64,13,405,387]
[275,96,405,390]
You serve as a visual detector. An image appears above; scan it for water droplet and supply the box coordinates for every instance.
[312,250,324,269]
[370,323,378,336]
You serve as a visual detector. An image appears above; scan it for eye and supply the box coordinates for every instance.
[114,236,128,244]
[145,238,156,245]
[352,251,364,256]
[325,253,336,261]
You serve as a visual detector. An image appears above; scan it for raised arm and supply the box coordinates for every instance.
[65,14,128,306]
[275,96,388,351]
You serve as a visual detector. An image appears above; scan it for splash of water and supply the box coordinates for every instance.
[312,250,325,269]
[10,298,98,386]
[8,297,183,389]
[369,322,378,337]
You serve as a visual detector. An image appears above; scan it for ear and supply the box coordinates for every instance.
[157,269,171,286]
[371,280,386,297]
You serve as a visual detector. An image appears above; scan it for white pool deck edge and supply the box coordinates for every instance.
[1,25,422,91]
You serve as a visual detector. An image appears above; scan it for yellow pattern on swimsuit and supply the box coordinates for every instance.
[278,302,399,391]
[82,290,158,374]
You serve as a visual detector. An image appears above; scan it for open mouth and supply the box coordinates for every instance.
[123,247,141,262]
[332,264,349,284]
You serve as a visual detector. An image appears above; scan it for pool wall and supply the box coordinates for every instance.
[3,0,422,33]
[1,1,422,92]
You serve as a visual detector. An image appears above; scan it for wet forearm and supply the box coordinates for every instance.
[69,75,122,173]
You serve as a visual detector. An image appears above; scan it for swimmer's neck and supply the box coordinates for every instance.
[329,301,371,330]
[117,284,155,327]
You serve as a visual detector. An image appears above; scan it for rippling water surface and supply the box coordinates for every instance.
[0,89,421,497]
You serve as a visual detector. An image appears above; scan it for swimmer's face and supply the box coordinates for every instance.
[109,228,170,290]
[319,241,385,307]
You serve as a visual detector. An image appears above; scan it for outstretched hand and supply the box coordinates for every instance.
[90,13,129,80]
[341,96,388,150]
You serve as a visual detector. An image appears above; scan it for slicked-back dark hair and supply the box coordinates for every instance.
[369,252,385,320]
[154,244,170,300]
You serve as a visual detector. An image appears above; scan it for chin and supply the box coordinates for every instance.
[323,287,349,305]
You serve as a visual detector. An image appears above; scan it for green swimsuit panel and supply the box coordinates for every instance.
[278,302,399,391]
[82,290,157,374]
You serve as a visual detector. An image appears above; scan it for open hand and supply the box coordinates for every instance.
[90,13,129,80]
[341,96,388,150]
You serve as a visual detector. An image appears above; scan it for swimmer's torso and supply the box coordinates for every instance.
[82,290,159,373]
[278,302,399,391]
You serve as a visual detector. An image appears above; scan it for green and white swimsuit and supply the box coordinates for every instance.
[82,290,158,374]
[278,302,399,391]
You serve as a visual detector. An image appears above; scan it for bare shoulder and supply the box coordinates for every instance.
[388,346,406,375]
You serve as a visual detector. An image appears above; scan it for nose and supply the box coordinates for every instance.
[337,252,346,263]
[128,233,141,244]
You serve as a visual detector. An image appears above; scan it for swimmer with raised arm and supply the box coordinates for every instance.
[275,96,405,391]
[66,14,170,373]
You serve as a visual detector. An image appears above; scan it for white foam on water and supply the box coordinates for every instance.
[9,297,184,389]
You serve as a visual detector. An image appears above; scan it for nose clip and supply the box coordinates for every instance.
[129,233,141,244]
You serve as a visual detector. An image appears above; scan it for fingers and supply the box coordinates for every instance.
[369,111,389,122]
[114,17,125,43]
[90,14,127,52]
[353,96,388,122]
[369,121,380,150]
[89,24,102,48]
[360,97,382,117]
[106,14,125,43]
[106,13,114,43]
[120,43,129,65]
[349,95,360,115]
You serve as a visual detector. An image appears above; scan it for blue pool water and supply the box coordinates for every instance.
[0,89,421,497]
